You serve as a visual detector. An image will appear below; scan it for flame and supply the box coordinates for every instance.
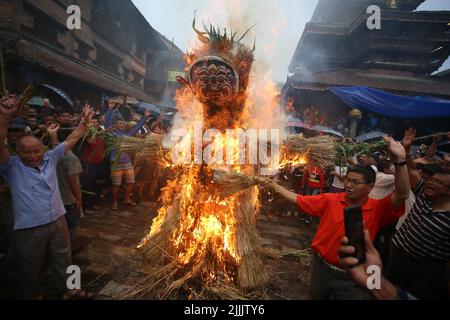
[137,8,288,293]
[278,150,309,169]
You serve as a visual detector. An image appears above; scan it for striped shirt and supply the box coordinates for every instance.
[392,179,450,263]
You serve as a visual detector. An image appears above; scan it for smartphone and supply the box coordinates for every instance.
[343,206,366,265]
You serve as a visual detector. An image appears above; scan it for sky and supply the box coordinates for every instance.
[132,0,450,83]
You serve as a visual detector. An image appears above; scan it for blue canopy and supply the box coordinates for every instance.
[330,86,450,118]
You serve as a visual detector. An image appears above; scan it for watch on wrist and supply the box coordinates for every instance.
[394,160,407,167]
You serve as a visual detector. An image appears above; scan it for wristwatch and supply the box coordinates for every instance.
[394,160,407,167]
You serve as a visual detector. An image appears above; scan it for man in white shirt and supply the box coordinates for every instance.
[329,165,348,193]
[370,159,395,199]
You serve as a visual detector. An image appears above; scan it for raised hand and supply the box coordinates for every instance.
[384,136,406,162]
[401,127,416,151]
[81,104,94,125]
[0,95,19,119]
[47,123,60,136]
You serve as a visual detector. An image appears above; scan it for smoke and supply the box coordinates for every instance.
[190,0,288,133]
[159,0,318,156]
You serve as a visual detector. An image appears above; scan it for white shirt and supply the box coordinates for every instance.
[331,166,348,189]
[370,172,394,199]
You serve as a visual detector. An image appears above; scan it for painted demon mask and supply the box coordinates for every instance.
[187,56,239,106]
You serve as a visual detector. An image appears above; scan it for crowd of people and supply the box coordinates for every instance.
[286,101,349,135]
[0,92,449,300]
[0,94,170,299]
[265,128,450,300]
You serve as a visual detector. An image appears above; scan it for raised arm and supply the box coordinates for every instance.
[64,104,94,155]
[47,123,60,148]
[128,109,150,137]
[384,136,410,208]
[0,95,20,164]
[402,128,421,189]
[426,133,440,159]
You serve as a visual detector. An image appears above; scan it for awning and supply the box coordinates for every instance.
[330,86,450,118]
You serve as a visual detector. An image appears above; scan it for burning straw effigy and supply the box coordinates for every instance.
[118,21,273,300]
[110,20,388,300]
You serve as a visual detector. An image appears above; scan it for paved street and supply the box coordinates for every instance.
[71,200,316,300]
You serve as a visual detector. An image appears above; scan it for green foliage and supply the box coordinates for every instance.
[335,140,388,165]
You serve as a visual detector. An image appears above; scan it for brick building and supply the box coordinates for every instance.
[0,0,184,109]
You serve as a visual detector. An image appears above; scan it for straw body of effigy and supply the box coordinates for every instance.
[121,165,268,300]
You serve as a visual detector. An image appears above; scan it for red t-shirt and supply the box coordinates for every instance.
[81,138,106,164]
[297,192,405,266]
[305,166,325,190]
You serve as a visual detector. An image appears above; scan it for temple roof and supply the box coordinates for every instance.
[289,1,450,75]
[285,68,450,98]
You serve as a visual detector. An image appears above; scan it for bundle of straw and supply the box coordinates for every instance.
[115,133,164,162]
[238,252,269,290]
[211,170,263,198]
[283,134,336,168]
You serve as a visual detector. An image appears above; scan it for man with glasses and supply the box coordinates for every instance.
[386,128,450,300]
[263,136,411,299]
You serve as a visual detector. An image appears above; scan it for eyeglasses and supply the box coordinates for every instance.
[344,178,367,186]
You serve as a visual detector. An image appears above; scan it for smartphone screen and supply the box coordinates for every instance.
[343,206,366,265]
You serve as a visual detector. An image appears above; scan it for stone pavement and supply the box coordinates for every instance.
[71,200,317,300]
[0,199,317,300]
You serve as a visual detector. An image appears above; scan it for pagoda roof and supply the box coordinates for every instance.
[286,69,450,98]
[289,10,450,74]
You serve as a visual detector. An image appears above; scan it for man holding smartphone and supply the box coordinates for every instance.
[338,230,417,300]
[263,136,410,300]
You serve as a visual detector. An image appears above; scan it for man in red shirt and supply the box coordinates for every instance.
[264,136,410,299]
[80,115,108,212]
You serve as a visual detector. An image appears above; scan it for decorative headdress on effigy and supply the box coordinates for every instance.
[177,17,255,114]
